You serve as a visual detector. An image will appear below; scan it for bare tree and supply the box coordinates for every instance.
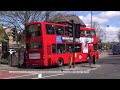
[0,11,68,30]
[92,22,106,50]
[0,11,68,45]
[0,11,51,30]
[0,24,7,43]
[92,22,105,41]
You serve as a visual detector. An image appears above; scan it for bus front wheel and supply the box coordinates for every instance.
[58,58,64,67]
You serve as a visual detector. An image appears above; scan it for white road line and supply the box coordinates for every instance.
[0,70,10,71]
[32,74,64,79]
[3,73,38,79]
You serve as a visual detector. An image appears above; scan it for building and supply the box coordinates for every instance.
[47,13,86,27]
[4,28,19,48]
[0,27,19,53]
[0,27,9,52]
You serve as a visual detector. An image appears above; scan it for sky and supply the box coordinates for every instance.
[69,11,120,42]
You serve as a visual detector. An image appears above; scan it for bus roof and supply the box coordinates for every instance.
[26,21,96,31]
[80,27,95,31]
[26,21,67,26]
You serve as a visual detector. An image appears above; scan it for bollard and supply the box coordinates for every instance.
[68,57,72,68]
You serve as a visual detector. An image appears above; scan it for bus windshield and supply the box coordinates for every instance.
[26,42,42,50]
[80,30,95,37]
[26,24,41,37]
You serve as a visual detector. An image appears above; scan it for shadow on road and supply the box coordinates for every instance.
[107,54,113,55]
[97,53,120,65]
[17,62,88,69]
[108,53,120,55]
[17,65,60,69]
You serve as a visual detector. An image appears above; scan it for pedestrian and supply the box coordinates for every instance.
[87,49,92,66]
[18,45,26,67]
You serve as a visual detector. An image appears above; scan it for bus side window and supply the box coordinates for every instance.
[56,26,64,35]
[66,44,74,53]
[52,44,56,54]
[80,30,85,37]
[57,49,61,53]
[57,44,65,53]
[46,24,55,35]
[75,44,81,52]
[85,30,91,37]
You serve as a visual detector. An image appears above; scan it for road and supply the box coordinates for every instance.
[0,51,120,79]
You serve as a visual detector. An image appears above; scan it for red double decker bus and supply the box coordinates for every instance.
[25,21,99,67]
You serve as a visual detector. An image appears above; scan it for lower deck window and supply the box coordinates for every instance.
[26,42,42,50]
[75,44,81,52]
[52,44,56,54]
[66,44,74,52]
[52,43,81,54]
[57,44,65,53]
[66,44,81,53]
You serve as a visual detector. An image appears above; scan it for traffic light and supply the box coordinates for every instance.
[11,28,17,41]
[74,24,81,38]
[17,34,21,41]
[68,20,74,37]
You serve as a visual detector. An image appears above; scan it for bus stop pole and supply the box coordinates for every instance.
[9,53,12,66]
[73,21,75,68]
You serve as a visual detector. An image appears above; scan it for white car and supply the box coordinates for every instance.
[8,49,16,54]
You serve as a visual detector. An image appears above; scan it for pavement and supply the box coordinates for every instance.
[0,64,18,70]
[0,51,107,71]
[0,51,110,79]
[99,51,109,58]
[0,51,108,70]
[0,70,35,79]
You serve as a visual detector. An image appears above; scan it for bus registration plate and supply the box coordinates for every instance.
[29,53,40,59]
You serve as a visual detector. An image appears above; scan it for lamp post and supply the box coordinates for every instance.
[105,24,109,50]
[91,11,92,28]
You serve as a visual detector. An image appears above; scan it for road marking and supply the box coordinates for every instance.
[38,74,42,78]
[3,73,38,79]
[0,70,11,71]
[32,74,64,79]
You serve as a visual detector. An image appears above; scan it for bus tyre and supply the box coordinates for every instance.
[58,58,64,67]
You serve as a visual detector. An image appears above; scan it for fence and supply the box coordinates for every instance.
[8,49,26,67]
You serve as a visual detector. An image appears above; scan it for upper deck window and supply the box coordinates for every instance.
[26,24,41,37]
[46,24,55,35]
[56,26,64,35]
[80,30,95,37]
